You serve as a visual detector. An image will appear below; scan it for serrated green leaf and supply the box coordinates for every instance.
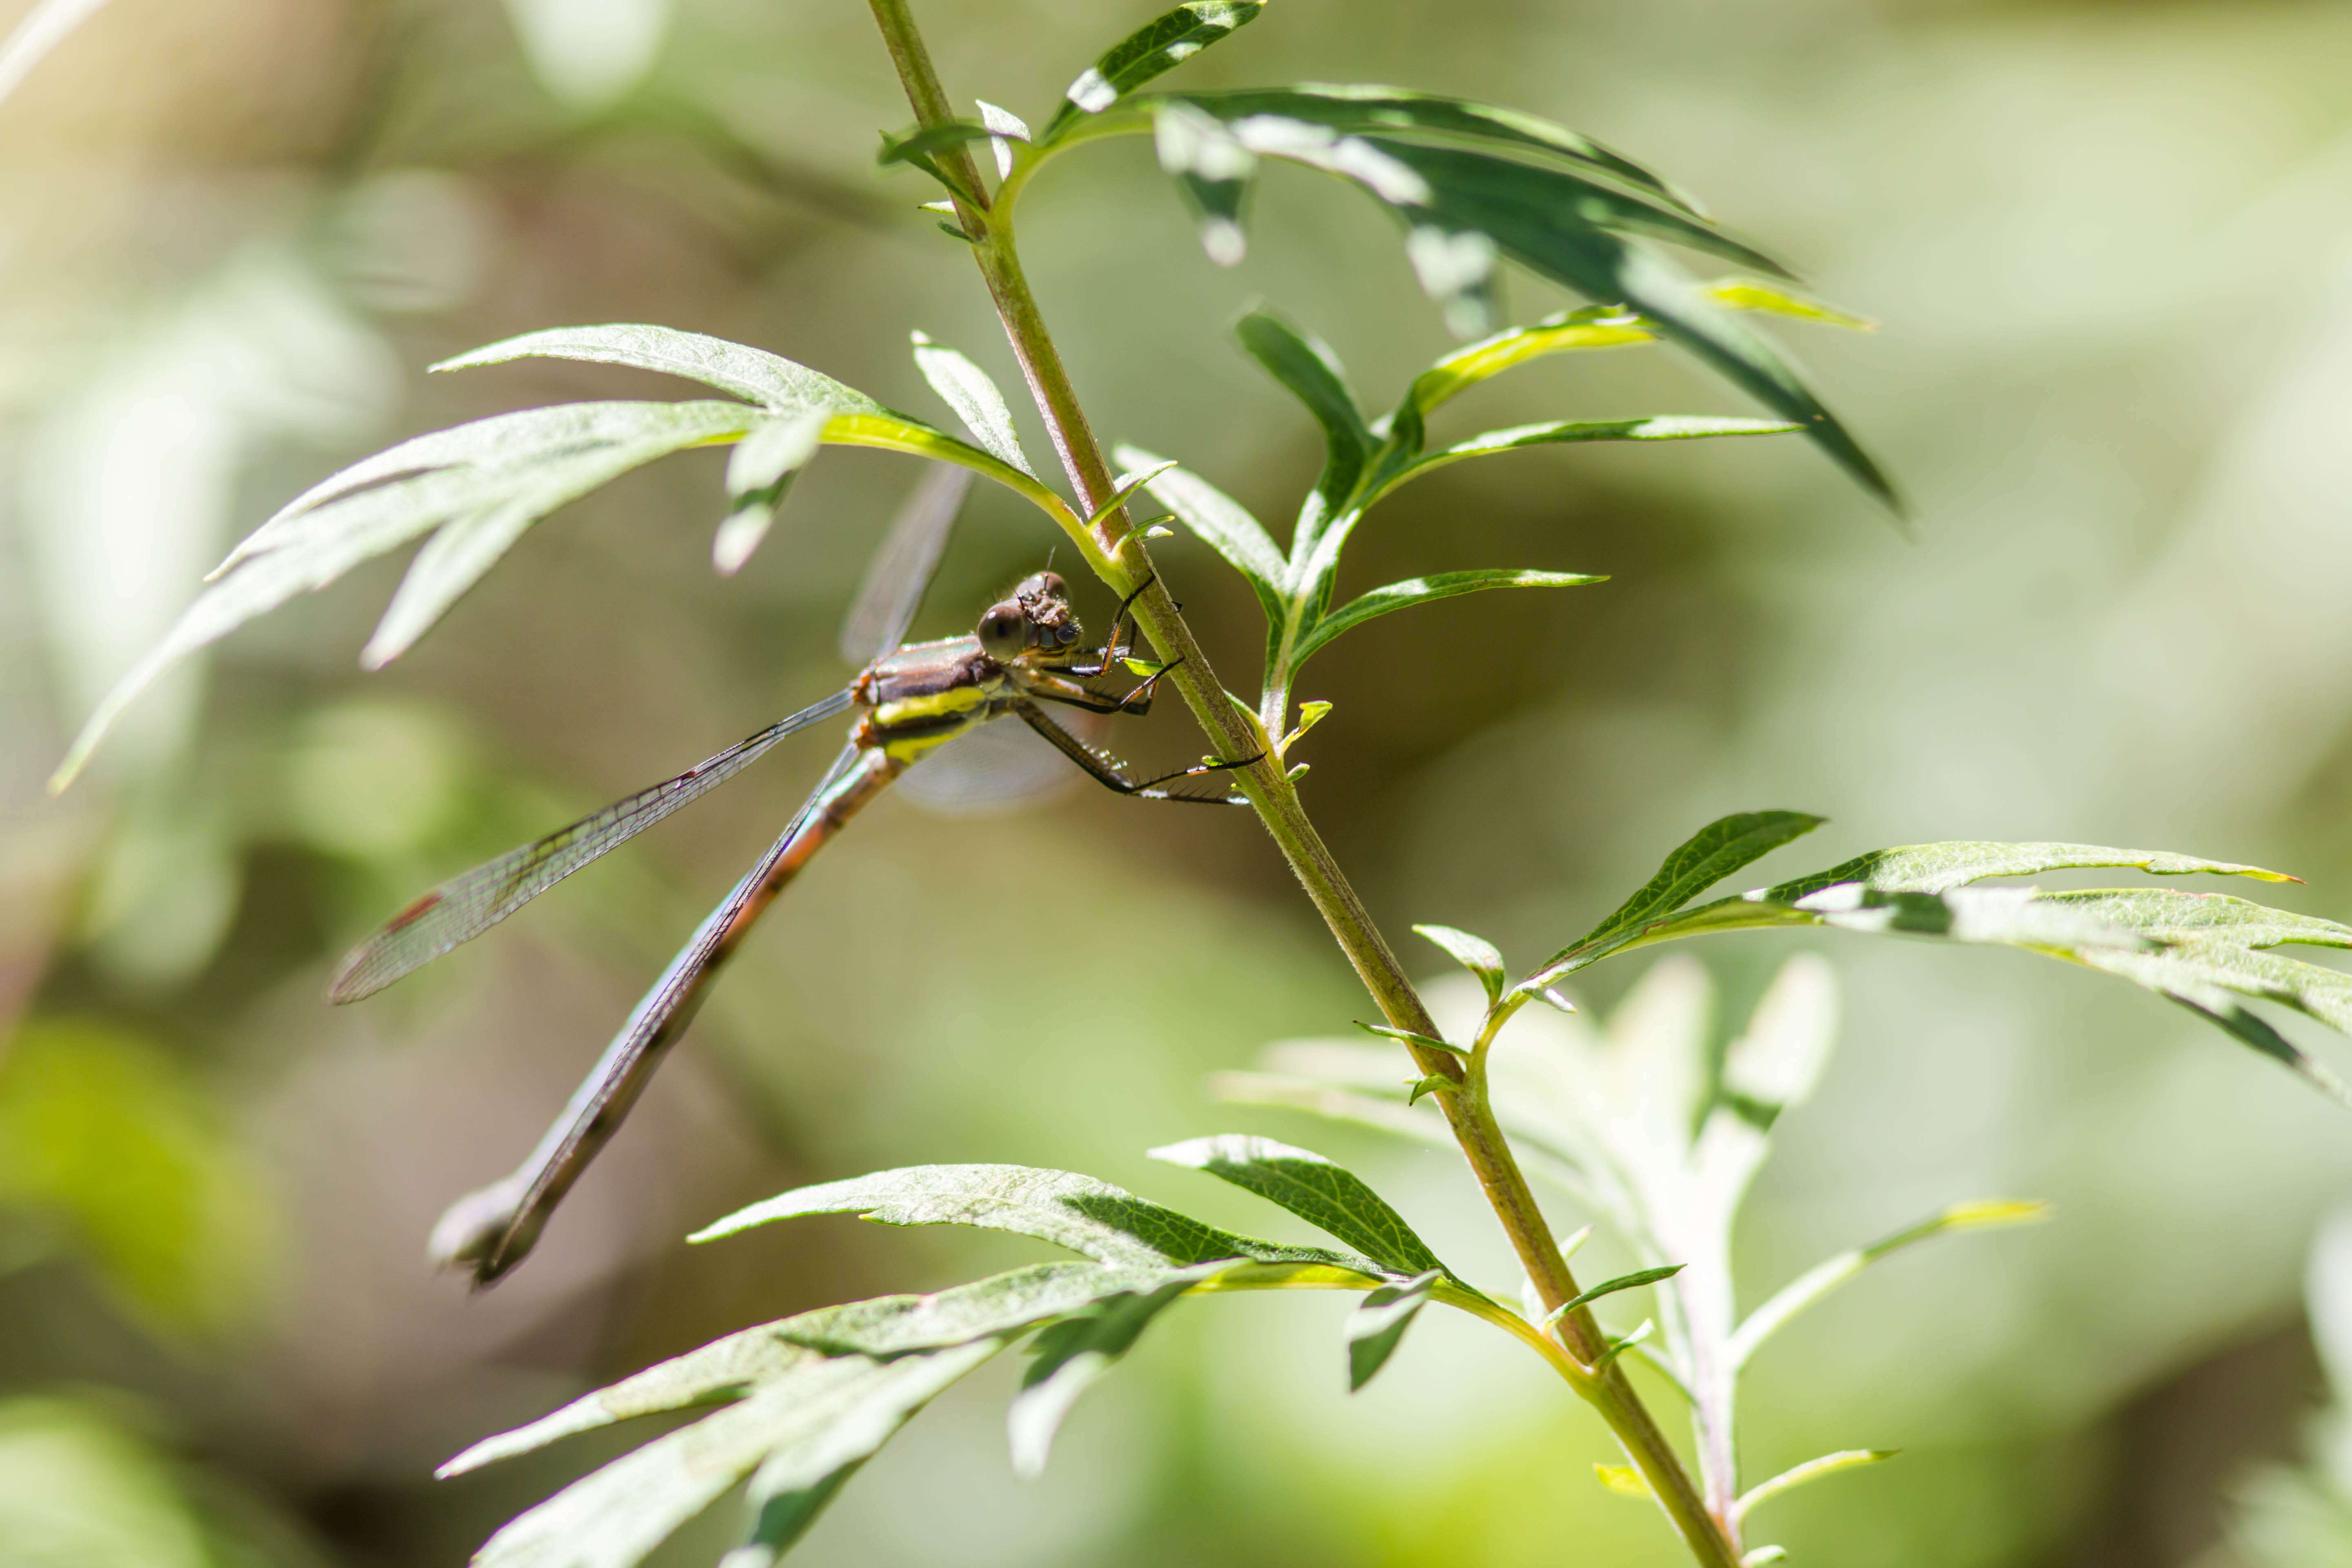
[1149,1134,1450,1278]
[1540,811,1826,978]
[1413,924,1506,1007]
[468,1343,997,1568]
[1545,1263,1684,1325]
[910,330,1033,477]
[691,1164,1369,1271]
[1039,1,1265,144]
[1009,1268,1214,1477]
[1734,1449,1899,1525]
[1368,416,1798,506]
[1294,568,1605,668]
[1112,443,1287,625]
[432,324,884,415]
[1345,1268,1441,1391]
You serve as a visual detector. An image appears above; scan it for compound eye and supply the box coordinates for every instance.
[976,604,1027,661]
[1055,621,1081,646]
[1034,571,1068,599]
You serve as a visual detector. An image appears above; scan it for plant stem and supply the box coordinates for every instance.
[861,5,1741,1563]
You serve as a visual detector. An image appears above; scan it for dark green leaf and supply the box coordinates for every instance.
[1544,1263,1685,1324]
[1294,568,1604,668]
[1413,924,1506,1007]
[1233,309,1374,553]
[1345,1268,1441,1391]
[1038,1,1265,144]
[1541,811,1826,977]
[691,1163,1370,1272]
[1354,1021,1468,1058]
[1152,101,1256,264]
[1141,86,1709,218]
[910,330,1033,476]
[1149,1134,1450,1278]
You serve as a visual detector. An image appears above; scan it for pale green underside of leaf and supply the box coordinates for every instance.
[911,330,1034,476]
[1293,569,1604,667]
[432,323,885,415]
[1414,923,1506,1006]
[467,1343,997,1568]
[693,1163,1374,1272]
[1149,1134,1451,1278]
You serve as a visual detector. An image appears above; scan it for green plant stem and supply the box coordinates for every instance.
[860,5,1740,1563]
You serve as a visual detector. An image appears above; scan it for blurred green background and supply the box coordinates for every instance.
[5,0,2352,1563]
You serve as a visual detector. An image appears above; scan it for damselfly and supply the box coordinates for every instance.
[330,468,1253,1285]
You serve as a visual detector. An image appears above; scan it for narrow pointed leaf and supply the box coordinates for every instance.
[911,330,1033,476]
[468,1343,998,1568]
[1154,100,1256,264]
[1142,86,1710,218]
[433,324,884,415]
[1539,810,1825,978]
[1345,1268,1441,1391]
[1370,415,1798,504]
[715,410,826,575]
[1734,1450,1899,1524]
[1113,443,1287,621]
[1149,1134,1450,1278]
[691,1163,1368,1271]
[1595,1464,1652,1499]
[1763,841,2294,902]
[1413,924,1506,1007]
[975,99,1030,180]
[1295,568,1604,667]
[1544,1263,1684,1325]
[1400,277,1872,420]
[1234,309,1374,532]
[1730,1200,2051,1368]
[1354,1021,1468,1058]
[1039,1,1265,144]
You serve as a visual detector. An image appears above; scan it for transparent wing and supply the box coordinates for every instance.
[329,688,857,1003]
[897,709,1110,816]
[837,465,973,665]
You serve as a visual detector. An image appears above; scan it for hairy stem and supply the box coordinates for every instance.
[861,4,1740,1563]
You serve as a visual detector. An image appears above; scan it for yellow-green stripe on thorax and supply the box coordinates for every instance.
[854,636,1008,762]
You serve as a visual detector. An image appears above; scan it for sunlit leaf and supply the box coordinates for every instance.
[1413,924,1507,1007]
[1728,1200,2054,1368]
[1368,415,1798,506]
[1345,1269,1441,1391]
[1149,1134,1452,1278]
[1544,1263,1685,1325]
[911,330,1033,476]
[1399,278,1872,420]
[1136,85,1710,218]
[975,98,1030,180]
[1293,568,1604,668]
[1595,1464,1651,1498]
[433,323,884,414]
[714,410,827,575]
[1111,443,1287,623]
[1152,101,1256,264]
[470,1343,998,1568]
[1038,1,1265,144]
[1536,810,1826,981]
[691,1163,1370,1272]
[1733,1449,1899,1525]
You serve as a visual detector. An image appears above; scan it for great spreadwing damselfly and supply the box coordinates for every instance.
[329,468,1255,1285]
